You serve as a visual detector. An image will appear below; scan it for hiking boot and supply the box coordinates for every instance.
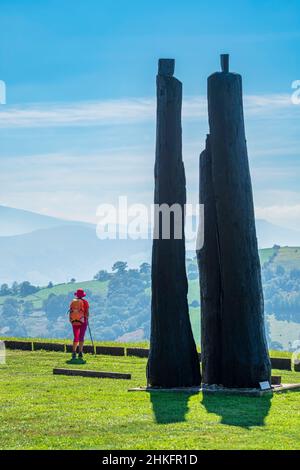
[78,352,84,359]
[72,352,77,360]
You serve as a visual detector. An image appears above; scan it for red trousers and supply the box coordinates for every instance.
[72,320,87,343]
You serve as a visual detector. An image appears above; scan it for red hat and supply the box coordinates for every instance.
[74,288,86,298]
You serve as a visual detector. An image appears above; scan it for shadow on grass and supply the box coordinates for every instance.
[201,393,272,428]
[150,392,198,424]
[66,359,86,365]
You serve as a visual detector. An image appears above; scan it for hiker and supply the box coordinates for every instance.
[69,288,89,361]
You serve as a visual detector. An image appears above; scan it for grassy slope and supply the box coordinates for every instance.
[0,247,296,310]
[259,247,276,265]
[27,280,109,310]
[0,247,287,308]
[0,280,109,308]
[0,349,299,450]
[260,247,300,349]
[273,246,300,270]
[1,247,299,347]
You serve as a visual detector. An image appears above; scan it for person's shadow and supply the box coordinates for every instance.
[150,391,198,424]
[202,392,272,428]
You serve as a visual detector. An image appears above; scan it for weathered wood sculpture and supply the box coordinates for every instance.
[147,59,201,388]
[197,55,271,388]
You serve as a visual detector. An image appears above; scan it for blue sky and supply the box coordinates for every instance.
[0,0,300,230]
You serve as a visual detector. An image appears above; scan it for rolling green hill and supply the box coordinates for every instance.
[1,246,300,350]
[20,280,109,310]
[0,246,295,306]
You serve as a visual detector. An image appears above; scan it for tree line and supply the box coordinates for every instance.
[1,259,300,344]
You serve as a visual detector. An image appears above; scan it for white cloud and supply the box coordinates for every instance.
[0,93,299,128]
[253,190,300,231]
[0,99,155,128]
[0,149,154,223]
[254,189,300,206]
[0,94,299,230]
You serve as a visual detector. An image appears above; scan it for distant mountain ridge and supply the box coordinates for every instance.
[0,205,299,284]
[255,219,300,248]
[0,205,93,236]
[0,224,151,285]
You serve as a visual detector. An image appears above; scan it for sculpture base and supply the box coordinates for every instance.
[128,383,300,397]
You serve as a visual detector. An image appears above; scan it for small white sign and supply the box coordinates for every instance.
[259,381,271,390]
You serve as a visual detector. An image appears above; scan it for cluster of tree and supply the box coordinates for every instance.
[1,258,300,346]
[40,261,152,340]
[0,297,34,336]
[0,281,40,297]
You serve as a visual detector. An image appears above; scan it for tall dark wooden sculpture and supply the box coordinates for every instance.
[197,55,271,388]
[147,59,201,388]
[197,134,222,385]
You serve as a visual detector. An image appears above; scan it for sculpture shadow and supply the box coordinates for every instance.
[150,391,198,424]
[201,393,272,429]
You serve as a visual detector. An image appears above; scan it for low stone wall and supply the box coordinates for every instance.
[270,357,291,371]
[127,348,149,358]
[4,340,32,351]
[83,345,95,354]
[294,362,300,372]
[2,340,298,371]
[95,346,125,356]
[33,342,65,352]
[66,344,95,354]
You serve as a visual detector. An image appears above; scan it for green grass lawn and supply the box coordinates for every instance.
[1,349,299,450]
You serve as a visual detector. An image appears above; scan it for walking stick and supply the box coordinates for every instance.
[87,318,96,355]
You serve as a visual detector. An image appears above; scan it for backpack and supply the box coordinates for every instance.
[69,298,85,325]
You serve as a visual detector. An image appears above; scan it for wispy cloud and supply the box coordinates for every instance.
[255,204,300,230]
[0,94,299,128]
[0,99,155,128]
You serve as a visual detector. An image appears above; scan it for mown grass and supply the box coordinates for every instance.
[0,349,299,450]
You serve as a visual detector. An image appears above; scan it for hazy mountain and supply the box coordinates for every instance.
[0,205,299,285]
[0,225,151,285]
[186,214,300,250]
[0,205,92,236]
[255,219,300,248]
